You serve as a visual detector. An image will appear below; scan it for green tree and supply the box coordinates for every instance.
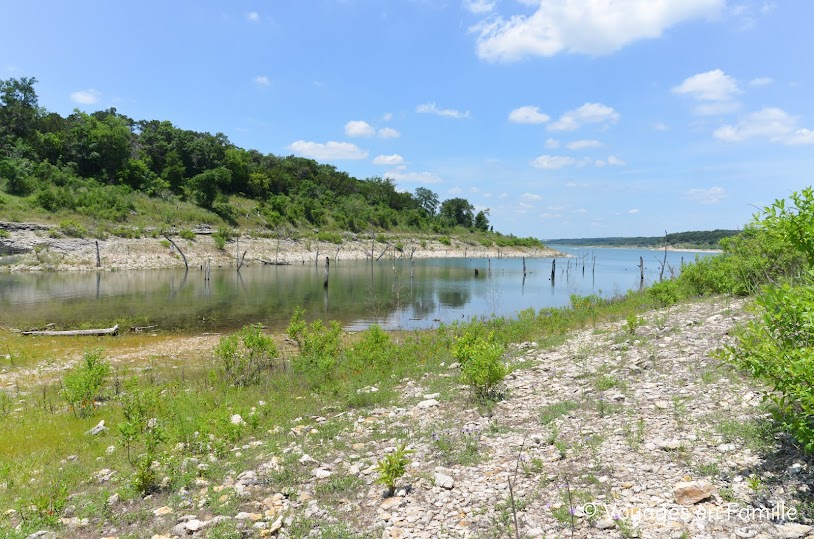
[474,209,490,232]
[440,197,475,228]
[415,187,439,216]
[188,166,231,208]
[0,76,40,142]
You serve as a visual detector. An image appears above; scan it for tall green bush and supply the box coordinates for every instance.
[720,188,814,451]
[61,349,110,417]
[214,324,277,387]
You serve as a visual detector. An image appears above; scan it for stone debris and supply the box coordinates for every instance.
[20,297,814,539]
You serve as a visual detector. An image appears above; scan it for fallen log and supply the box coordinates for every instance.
[22,324,119,337]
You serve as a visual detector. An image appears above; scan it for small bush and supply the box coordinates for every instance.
[61,349,111,416]
[213,227,233,251]
[58,220,87,238]
[117,389,164,495]
[438,236,452,246]
[215,324,278,387]
[721,277,814,451]
[0,229,9,239]
[316,230,343,244]
[460,338,507,402]
[179,229,196,241]
[376,442,413,495]
[287,308,343,387]
[648,280,680,307]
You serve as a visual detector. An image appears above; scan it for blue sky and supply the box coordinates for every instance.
[2,0,812,238]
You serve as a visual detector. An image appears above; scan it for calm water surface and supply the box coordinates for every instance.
[0,247,713,332]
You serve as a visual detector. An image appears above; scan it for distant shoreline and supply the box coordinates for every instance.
[0,225,563,272]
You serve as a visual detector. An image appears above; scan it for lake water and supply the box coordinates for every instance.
[0,247,713,332]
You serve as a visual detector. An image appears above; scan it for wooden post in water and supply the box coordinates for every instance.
[550,258,556,284]
[639,256,644,290]
[323,256,330,288]
[488,258,491,274]
[522,257,526,276]
[95,240,101,267]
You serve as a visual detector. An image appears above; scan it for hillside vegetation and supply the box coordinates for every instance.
[0,77,539,248]
[546,229,740,249]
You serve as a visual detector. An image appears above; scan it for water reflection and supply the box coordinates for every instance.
[0,248,713,332]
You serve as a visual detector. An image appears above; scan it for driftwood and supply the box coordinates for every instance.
[260,259,291,266]
[22,324,119,337]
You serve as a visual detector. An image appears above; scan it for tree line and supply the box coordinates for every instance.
[0,77,518,240]
[546,230,740,249]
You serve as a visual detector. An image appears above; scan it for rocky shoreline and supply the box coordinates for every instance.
[0,222,559,272]
[14,297,814,539]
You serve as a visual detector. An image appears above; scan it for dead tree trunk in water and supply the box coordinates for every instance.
[95,240,101,268]
[550,258,556,284]
[323,257,330,288]
[639,256,645,290]
[522,257,527,276]
[163,234,188,271]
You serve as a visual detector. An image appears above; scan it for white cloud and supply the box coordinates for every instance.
[247,11,260,22]
[521,193,542,201]
[345,120,376,138]
[70,89,101,105]
[627,208,640,214]
[378,127,401,139]
[607,155,626,166]
[254,75,271,87]
[416,102,470,119]
[672,69,739,101]
[463,0,495,14]
[530,155,576,169]
[498,192,509,199]
[673,69,741,115]
[473,0,724,62]
[549,103,619,132]
[566,139,602,150]
[685,186,727,205]
[693,101,740,116]
[544,138,560,149]
[749,76,773,87]
[382,112,393,121]
[508,105,550,124]
[714,107,814,145]
[384,168,443,184]
[448,186,463,194]
[373,154,405,166]
[288,140,368,160]
[653,122,670,131]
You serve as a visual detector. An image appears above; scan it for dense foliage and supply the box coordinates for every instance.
[715,187,814,452]
[546,229,740,249]
[0,77,508,239]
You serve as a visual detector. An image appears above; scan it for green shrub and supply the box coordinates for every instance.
[720,278,814,450]
[213,230,228,250]
[376,442,413,494]
[58,219,87,238]
[117,389,164,495]
[287,308,343,387]
[316,230,343,244]
[648,280,680,307]
[460,338,507,402]
[345,325,396,375]
[438,236,452,246]
[214,324,278,387]
[61,349,111,417]
[0,229,9,239]
[179,229,196,241]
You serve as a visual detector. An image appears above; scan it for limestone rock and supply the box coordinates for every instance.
[673,480,716,505]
